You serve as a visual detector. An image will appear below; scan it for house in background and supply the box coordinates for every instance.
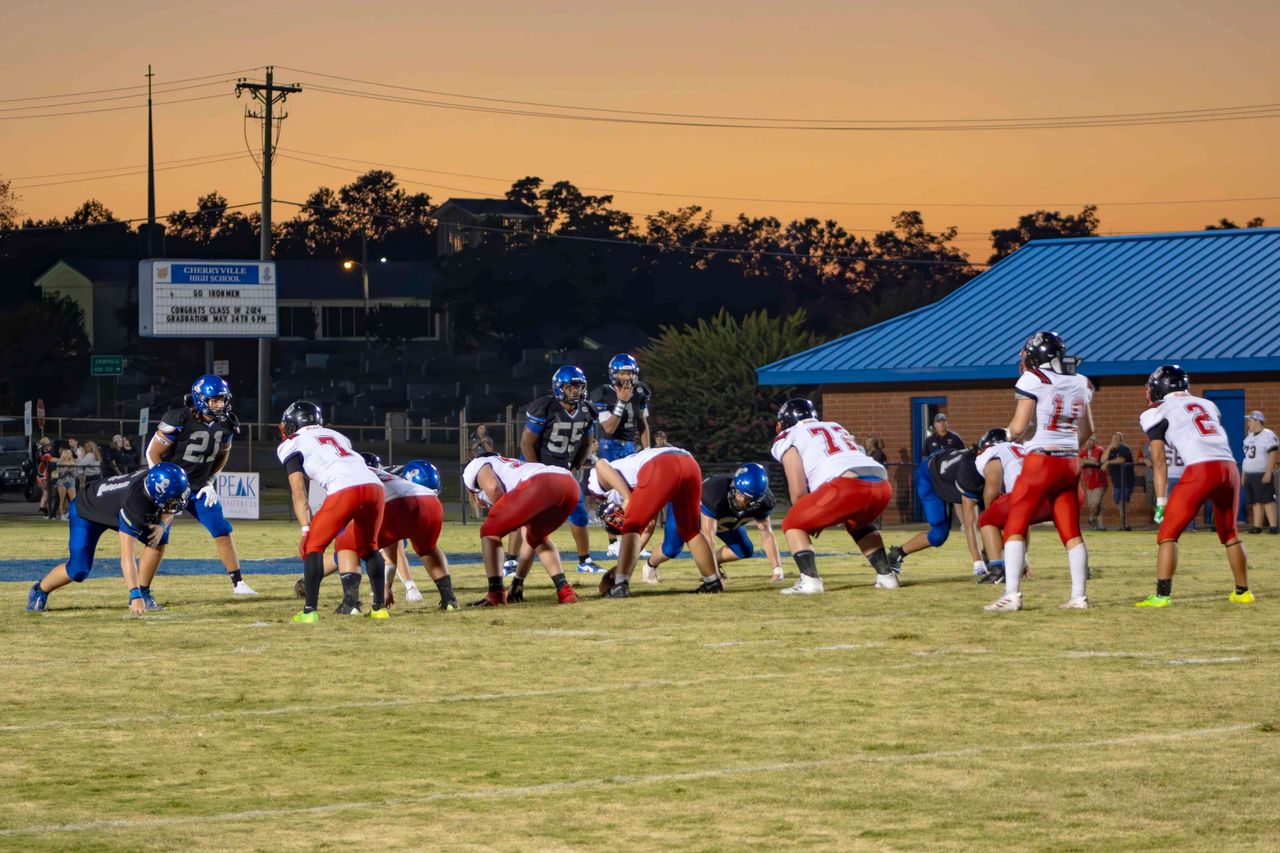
[758,227,1280,526]
[433,198,540,256]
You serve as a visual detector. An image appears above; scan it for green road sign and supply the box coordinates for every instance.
[90,355,124,376]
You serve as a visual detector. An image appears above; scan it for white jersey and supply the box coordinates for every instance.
[1138,393,1234,468]
[1242,428,1278,474]
[770,419,885,490]
[277,426,380,494]
[1015,368,1093,453]
[375,467,435,502]
[586,446,689,499]
[463,455,574,506]
[974,442,1026,494]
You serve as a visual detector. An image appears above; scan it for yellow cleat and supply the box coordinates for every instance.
[292,610,319,624]
[367,607,391,620]
[1228,590,1255,604]
[1135,594,1171,608]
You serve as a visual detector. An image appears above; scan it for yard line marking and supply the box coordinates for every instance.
[0,668,850,734]
[1164,656,1248,665]
[0,722,1258,838]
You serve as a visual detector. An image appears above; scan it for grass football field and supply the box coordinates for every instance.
[2,518,1278,851]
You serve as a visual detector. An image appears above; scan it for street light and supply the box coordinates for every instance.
[340,240,390,344]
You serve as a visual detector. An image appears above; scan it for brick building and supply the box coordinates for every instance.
[758,228,1280,526]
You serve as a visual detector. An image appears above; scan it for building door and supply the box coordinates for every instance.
[911,396,947,520]
[1205,389,1245,521]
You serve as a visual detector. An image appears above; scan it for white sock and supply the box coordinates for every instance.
[1004,541,1026,596]
[1067,544,1088,600]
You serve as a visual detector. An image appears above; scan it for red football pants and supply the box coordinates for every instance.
[782,476,893,535]
[981,484,1085,530]
[1159,460,1239,544]
[481,473,580,547]
[622,453,703,541]
[306,483,384,559]
[336,494,442,556]
[1002,454,1081,543]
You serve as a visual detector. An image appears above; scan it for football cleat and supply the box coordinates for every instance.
[604,580,630,599]
[642,563,660,584]
[605,541,621,558]
[468,590,507,608]
[577,557,604,574]
[780,575,824,595]
[293,577,306,599]
[502,559,518,577]
[507,581,525,603]
[639,549,651,559]
[557,585,579,604]
[1058,596,1089,610]
[694,578,724,594]
[141,590,163,611]
[598,569,617,597]
[1135,594,1171,608]
[367,607,390,620]
[438,595,460,611]
[978,569,1003,585]
[1228,590,1255,604]
[770,566,785,582]
[887,546,905,574]
[335,601,363,616]
[292,610,319,624]
[984,593,1023,612]
[26,583,48,613]
[875,572,900,589]
[232,580,258,596]
[972,561,988,577]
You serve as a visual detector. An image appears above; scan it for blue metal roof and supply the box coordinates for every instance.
[757,227,1280,385]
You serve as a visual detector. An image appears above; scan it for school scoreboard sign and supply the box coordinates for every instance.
[139,260,277,338]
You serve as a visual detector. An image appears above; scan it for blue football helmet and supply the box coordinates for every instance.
[731,463,770,510]
[401,460,441,492]
[608,353,639,385]
[191,375,232,420]
[144,462,192,513]
[551,365,588,403]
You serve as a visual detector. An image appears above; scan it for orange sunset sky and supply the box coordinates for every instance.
[2,0,1278,259]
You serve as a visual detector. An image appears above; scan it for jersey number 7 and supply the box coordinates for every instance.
[808,425,858,456]
[317,436,354,457]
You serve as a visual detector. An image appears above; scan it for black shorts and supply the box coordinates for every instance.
[1243,472,1275,504]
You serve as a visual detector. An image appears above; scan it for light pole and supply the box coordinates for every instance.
[341,241,388,346]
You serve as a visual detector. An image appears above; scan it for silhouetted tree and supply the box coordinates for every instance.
[988,205,1099,263]
[1204,216,1266,230]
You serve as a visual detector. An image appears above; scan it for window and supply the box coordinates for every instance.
[321,306,366,339]
[278,306,316,339]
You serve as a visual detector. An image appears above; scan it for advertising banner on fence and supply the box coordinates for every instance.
[212,472,260,520]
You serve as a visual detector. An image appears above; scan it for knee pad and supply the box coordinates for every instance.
[848,525,878,542]
[68,567,91,582]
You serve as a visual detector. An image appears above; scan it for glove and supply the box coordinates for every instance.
[197,484,219,507]
[1153,505,1165,523]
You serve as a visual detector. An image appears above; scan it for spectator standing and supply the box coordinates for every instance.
[106,435,127,475]
[470,424,496,458]
[866,435,888,466]
[66,437,83,462]
[35,437,54,518]
[922,413,964,457]
[119,436,139,471]
[1079,435,1107,530]
[1104,432,1135,530]
[78,441,104,489]
[1242,410,1279,534]
[54,448,77,520]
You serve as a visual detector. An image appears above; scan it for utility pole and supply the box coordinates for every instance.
[146,65,156,258]
[236,67,301,433]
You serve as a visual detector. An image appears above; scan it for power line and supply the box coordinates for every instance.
[10,151,244,181]
[299,80,1280,132]
[276,65,1280,127]
[11,154,249,190]
[0,68,263,104]
[0,93,230,121]
[0,80,239,113]
[277,146,1280,210]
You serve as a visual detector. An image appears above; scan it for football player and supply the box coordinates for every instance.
[463,453,582,607]
[143,375,256,596]
[333,457,460,612]
[590,354,652,558]
[588,445,724,598]
[1136,366,1253,606]
[26,463,190,614]
[519,365,602,574]
[887,444,986,579]
[643,463,783,583]
[771,399,896,594]
[278,401,387,623]
[985,332,1094,612]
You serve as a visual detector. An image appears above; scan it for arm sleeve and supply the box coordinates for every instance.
[282,452,305,476]
[525,397,550,435]
[154,408,187,444]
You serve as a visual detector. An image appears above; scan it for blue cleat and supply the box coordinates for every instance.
[141,590,163,610]
[26,583,48,613]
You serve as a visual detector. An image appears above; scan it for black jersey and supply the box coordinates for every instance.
[155,407,237,490]
[700,474,774,533]
[525,395,596,469]
[927,449,984,504]
[589,380,651,443]
[75,470,166,539]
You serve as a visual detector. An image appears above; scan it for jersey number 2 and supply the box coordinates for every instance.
[317,436,354,457]
[1184,403,1219,436]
